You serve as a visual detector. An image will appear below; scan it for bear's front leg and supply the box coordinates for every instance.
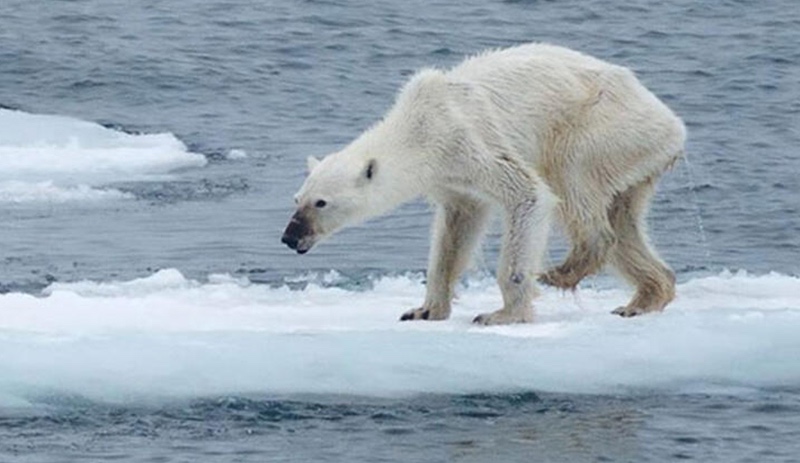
[473,183,556,325]
[400,197,490,321]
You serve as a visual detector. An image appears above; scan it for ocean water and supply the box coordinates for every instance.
[1,0,799,461]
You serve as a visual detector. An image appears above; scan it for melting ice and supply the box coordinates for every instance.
[1,269,798,405]
[0,109,206,203]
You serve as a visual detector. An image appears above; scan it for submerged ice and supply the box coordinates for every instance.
[0,109,206,203]
[1,270,799,405]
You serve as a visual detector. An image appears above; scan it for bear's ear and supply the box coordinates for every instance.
[364,159,376,181]
[306,156,321,173]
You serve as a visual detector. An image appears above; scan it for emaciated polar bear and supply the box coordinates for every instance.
[282,43,686,325]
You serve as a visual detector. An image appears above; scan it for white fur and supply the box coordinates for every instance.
[290,43,686,324]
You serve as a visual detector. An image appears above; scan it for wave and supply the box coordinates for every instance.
[0,109,206,203]
[1,269,799,406]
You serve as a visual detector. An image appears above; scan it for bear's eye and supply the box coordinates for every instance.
[315,199,327,208]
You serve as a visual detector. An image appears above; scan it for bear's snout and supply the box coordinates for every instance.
[281,233,300,250]
[282,210,314,254]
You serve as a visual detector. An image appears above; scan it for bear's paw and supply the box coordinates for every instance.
[539,267,582,290]
[472,308,533,325]
[399,307,449,322]
[611,305,662,318]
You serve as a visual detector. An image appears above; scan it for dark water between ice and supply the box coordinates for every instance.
[1,0,799,461]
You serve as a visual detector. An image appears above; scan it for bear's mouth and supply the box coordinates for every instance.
[281,235,313,253]
[281,231,316,255]
[294,236,316,254]
[282,209,317,254]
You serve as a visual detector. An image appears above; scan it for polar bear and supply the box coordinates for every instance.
[281,43,686,325]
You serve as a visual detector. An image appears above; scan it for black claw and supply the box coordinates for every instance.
[421,310,430,320]
[400,312,413,321]
[472,315,484,324]
[612,308,635,318]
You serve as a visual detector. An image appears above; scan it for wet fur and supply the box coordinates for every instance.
[287,43,686,324]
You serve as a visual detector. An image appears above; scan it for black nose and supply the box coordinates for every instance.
[281,234,299,249]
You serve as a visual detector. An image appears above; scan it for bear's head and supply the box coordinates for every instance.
[281,153,380,254]
[281,69,452,254]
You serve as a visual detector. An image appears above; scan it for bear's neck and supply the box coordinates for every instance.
[352,122,436,213]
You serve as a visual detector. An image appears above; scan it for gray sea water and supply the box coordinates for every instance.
[1,0,799,461]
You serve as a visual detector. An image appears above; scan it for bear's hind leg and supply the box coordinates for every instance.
[608,179,676,317]
[400,196,491,321]
[540,209,616,290]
